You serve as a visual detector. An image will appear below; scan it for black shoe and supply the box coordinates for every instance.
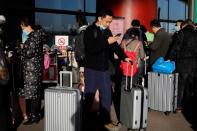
[23,115,40,125]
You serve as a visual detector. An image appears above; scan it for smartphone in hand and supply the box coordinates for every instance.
[115,33,121,37]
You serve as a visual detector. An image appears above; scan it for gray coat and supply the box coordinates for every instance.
[149,28,170,66]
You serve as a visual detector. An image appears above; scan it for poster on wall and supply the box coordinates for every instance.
[109,17,125,44]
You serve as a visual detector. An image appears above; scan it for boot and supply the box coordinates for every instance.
[31,98,41,123]
[23,98,41,125]
[25,99,31,120]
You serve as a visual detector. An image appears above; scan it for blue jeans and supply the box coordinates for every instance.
[84,68,112,124]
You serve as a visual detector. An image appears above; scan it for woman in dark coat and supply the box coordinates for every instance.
[0,15,12,131]
[18,17,45,125]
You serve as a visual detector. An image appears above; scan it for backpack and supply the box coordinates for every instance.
[120,42,140,77]
[74,25,88,62]
[74,25,97,63]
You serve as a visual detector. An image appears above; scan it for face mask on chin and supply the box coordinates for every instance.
[96,23,107,30]
[99,25,107,30]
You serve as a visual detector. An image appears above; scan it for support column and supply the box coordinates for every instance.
[188,0,195,21]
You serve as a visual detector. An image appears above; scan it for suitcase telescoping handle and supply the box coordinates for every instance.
[125,62,133,90]
[59,71,73,88]
[142,55,148,87]
[144,55,149,75]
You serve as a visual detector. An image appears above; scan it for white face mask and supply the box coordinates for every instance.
[175,26,180,32]
[22,28,30,43]
[97,24,107,30]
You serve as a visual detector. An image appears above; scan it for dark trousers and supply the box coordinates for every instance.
[84,68,112,124]
[177,72,195,108]
[0,86,11,131]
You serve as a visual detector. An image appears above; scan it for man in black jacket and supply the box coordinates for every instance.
[169,20,197,111]
[83,9,130,130]
[169,19,197,130]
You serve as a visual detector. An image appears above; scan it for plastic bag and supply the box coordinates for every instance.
[152,57,175,74]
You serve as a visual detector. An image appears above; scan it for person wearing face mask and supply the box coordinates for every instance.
[175,20,184,32]
[13,19,31,123]
[165,19,183,60]
[17,17,46,125]
[21,28,29,43]
[82,9,131,131]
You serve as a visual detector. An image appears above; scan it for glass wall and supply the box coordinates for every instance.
[35,0,96,33]
[35,0,85,11]
[158,0,188,33]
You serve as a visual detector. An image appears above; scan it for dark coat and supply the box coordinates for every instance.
[84,23,126,71]
[18,29,45,99]
[169,25,197,73]
[149,28,170,66]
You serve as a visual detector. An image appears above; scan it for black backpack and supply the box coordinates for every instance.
[74,25,88,62]
[74,25,97,64]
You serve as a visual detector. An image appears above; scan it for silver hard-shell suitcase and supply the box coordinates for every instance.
[120,64,148,129]
[45,71,81,131]
[148,72,178,112]
[44,87,81,131]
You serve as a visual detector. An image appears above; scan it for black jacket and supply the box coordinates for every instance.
[84,23,126,71]
[169,25,197,73]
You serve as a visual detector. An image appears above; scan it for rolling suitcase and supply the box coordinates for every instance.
[45,71,81,131]
[44,88,81,131]
[148,72,178,113]
[120,64,148,130]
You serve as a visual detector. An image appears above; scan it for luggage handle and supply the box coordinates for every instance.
[125,62,133,90]
[59,71,72,88]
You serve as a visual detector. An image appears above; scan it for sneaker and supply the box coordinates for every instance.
[113,122,122,128]
[104,123,120,131]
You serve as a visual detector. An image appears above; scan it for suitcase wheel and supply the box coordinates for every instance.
[164,111,171,116]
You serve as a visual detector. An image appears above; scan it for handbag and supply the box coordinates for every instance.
[0,50,9,85]
[120,42,140,77]
[152,57,175,74]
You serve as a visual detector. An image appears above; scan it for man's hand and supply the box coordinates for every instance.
[124,57,132,64]
[107,36,119,44]
[20,44,24,49]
